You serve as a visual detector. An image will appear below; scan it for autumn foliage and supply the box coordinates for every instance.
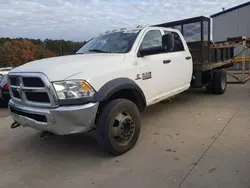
[2,40,36,67]
[0,38,86,68]
[35,45,56,60]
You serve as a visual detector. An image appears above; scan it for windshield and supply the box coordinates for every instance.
[77,30,141,54]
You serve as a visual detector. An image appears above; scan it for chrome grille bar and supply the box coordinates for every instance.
[8,72,58,108]
[11,85,46,92]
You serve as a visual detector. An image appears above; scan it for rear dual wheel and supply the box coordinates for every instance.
[206,70,227,94]
[96,99,141,156]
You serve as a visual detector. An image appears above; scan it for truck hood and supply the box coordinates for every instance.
[11,53,126,81]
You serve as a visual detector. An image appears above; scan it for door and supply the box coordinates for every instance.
[163,30,192,91]
[135,29,172,103]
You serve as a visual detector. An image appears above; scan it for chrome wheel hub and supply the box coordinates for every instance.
[111,112,135,145]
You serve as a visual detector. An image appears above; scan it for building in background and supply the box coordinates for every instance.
[211,1,250,42]
[211,2,250,68]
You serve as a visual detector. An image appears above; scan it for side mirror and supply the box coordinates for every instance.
[72,48,78,54]
[138,46,165,57]
[162,34,175,52]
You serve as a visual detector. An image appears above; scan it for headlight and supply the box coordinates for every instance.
[53,80,95,100]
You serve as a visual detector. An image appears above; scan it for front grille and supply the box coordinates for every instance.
[8,73,57,107]
[23,77,44,87]
[10,106,47,123]
[10,77,18,86]
[12,88,20,99]
[26,92,50,103]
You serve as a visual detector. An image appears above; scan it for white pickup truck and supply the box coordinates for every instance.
[8,16,231,155]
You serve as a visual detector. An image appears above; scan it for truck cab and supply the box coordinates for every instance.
[8,26,193,155]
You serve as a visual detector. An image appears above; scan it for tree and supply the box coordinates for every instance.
[0,37,86,67]
[0,46,8,67]
[35,45,56,60]
[43,48,56,58]
[2,40,36,67]
[34,45,44,59]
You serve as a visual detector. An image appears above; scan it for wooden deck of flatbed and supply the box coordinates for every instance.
[194,60,233,72]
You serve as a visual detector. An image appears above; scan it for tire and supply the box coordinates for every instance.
[96,99,141,156]
[213,70,227,94]
[206,82,213,93]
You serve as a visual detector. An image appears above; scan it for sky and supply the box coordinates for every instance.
[0,0,248,41]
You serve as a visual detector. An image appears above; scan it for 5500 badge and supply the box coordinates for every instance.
[135,72,152,80]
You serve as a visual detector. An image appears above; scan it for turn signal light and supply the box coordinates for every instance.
[80,81,92,92]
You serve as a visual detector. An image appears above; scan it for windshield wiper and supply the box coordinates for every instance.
[88,49,109,53]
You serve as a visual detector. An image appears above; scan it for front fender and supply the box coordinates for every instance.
[93,77,146,110]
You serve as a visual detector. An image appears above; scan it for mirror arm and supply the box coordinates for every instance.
[137,51,143,57]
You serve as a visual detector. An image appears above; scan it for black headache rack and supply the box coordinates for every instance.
[154,16,234,72]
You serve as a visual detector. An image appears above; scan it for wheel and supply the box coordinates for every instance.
[213,70,227,94]
[206,82,213,93]
[96,99,141,156]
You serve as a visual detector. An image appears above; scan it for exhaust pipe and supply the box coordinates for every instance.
[10,121,20,129]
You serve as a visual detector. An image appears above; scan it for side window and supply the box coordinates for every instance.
[164,31,184,52]
[140,30,162,50]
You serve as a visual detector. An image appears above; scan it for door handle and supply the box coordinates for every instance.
[163,60,171,64]
[185,56,192,60]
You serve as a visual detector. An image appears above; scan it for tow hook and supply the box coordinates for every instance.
[10,121,20,129]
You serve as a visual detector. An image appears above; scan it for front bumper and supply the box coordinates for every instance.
[8,99,99,135]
